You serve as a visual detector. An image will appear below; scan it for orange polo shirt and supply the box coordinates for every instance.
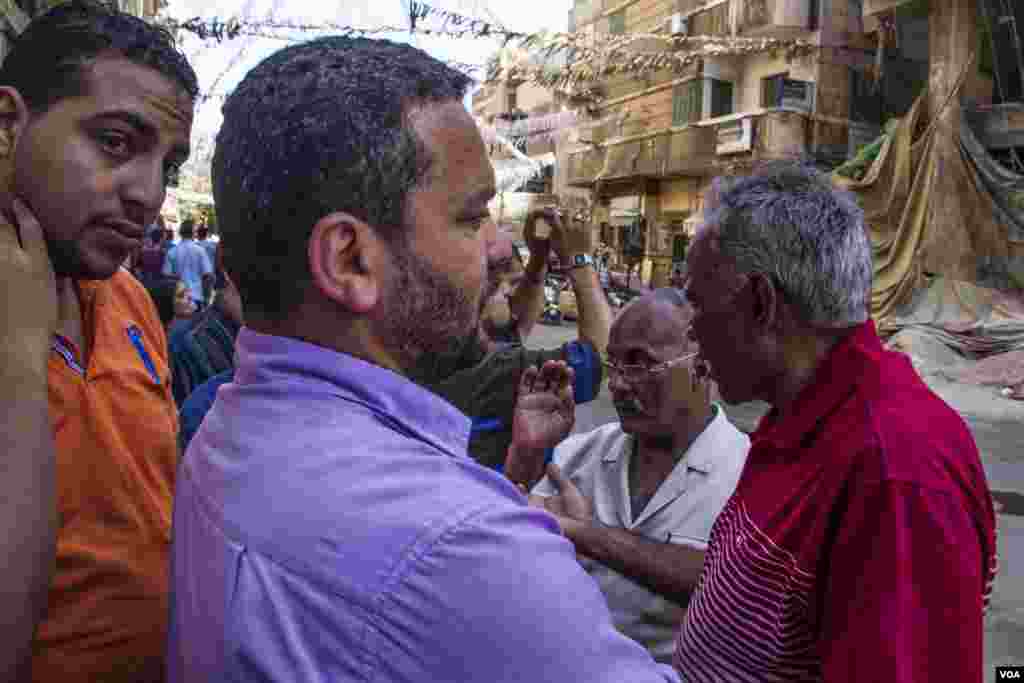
[33,269,178,683]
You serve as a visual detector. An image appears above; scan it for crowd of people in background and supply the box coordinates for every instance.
[0,2,999,682]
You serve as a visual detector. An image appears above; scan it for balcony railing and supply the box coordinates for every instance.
[754,110,808,157]
[604,73,645,103]
[584,119,613,145]
[862,0,911,16]
[737,0,813,36]
[567,109,860,185]
[716,112,811,163]
[570,123,719,185]
[689,1,732,37]
[601,134,669,180]
[665,126,717,175]
[566,148,606,186]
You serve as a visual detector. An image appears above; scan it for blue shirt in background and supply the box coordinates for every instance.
[163,238,213,304]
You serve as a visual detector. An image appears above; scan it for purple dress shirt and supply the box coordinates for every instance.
[168,328,679,682]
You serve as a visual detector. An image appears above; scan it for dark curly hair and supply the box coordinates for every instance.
[212,36,472,319]
[0,0,199,114]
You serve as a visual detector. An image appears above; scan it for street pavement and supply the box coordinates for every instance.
[526,320,1024,671]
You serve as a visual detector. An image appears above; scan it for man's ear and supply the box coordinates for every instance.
[0,87,31,160]
[307,212,384,315]
[749,272,781,333]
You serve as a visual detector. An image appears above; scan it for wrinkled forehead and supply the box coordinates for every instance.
[78,55,193,126]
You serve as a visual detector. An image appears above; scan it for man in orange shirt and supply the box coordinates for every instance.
[0,2,196,680]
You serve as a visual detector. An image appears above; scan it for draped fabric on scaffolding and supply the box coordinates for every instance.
[832,83,1024,397]
[961,109,1024,255]
[833,92,1024,327]
[882,277,1024,398]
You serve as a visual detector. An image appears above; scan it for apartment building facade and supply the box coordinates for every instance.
[474,47,561,189]
[473,46,598,240]
[561,0,892,287]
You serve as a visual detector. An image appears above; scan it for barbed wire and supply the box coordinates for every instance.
[169,1,867,106]
[197,58,485,103]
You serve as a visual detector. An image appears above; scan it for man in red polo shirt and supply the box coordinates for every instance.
[676,162,997,682]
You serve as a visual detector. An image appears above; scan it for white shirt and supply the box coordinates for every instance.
[532,404,749,663]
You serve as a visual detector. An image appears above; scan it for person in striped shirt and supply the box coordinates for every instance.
[676,161,997,683]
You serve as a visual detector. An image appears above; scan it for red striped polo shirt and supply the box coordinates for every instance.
[674,321,997,683]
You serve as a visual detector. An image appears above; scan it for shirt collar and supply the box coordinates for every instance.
[753,320,881,451]
[684,403,727,474]
[600,403,725,474]
[233,328,472,460]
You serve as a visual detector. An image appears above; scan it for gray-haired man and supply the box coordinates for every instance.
[675,162,997,683]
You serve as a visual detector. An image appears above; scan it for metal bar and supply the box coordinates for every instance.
[980,0,1008,103]
[1001,0,1024,102]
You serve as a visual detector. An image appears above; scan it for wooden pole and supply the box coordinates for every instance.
[924,0,982,280]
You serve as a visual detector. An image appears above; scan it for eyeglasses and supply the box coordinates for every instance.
[602,350,699,384]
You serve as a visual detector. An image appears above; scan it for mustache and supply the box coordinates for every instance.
[614,396,646,416]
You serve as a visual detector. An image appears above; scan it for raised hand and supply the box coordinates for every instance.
[540,207,594,266]
[0,198,57,373]
[511,360,575,451]
[528,463,594,545]
[0,197,58,681]
[505,360,576,492]
[522,210,552,268]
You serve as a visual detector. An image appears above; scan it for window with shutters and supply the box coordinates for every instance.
[761,73,788,108]
[673,80,703,126]
[710,79,734,117]
[608,10,625,34]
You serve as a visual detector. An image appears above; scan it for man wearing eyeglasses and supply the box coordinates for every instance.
[529,288,749,664]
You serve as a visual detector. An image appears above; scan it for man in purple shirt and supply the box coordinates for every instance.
[167,37,679,682]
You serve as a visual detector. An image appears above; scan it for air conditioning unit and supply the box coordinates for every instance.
[780,80,815,114]
[670,13,688,35]
[717,118,753,155]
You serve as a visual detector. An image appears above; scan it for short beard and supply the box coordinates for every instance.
[379,239,483,386]
[44,233,90,279]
